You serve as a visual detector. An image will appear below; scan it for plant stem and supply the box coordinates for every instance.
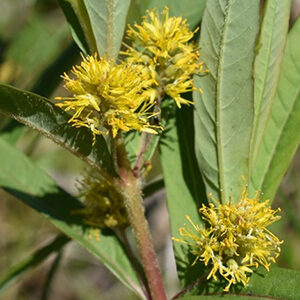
[115,139,167,300]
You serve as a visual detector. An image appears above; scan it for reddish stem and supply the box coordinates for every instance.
[116,139,167,300]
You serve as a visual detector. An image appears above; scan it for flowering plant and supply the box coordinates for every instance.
[0,1,299,300]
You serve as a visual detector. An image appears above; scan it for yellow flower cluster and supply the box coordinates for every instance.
[123,7,203,107]
[174,189,282,291]
[57,7,203,139]
[74,173,129,229]
[56,55,159,141]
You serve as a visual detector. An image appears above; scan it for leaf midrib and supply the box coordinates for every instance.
[216,0,232,203]
[107,0,115,60]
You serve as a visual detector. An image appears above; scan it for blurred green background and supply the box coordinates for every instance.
[0,0,299,299]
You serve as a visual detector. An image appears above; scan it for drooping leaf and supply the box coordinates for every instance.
[160,103,207,286]
[250,0,291,176]
[177,267,300,300]
[40,251,63,300]
[250,17,300,200]
[0,83,116,177]
[83,0,131,60]
[0,138,145,299]
[193,0,260,203]
[0,235,69,293]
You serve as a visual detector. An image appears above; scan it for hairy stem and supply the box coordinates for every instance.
[115,138,167,300]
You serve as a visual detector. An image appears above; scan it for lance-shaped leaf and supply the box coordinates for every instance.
[250,0,291,173]
[160,104,207,286]
[0,235,69,293]
[58,0,97,54]
[0,42,80,145]
[0,138,145,299]
[250,17,300,200]
[0,83,116,177]
[83,0,131,60]
[193,0,260,203]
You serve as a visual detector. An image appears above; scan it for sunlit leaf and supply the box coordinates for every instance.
[83,0,131,60]
[250,16,300,200]
[250,0,291,183]
[193,0,260,203]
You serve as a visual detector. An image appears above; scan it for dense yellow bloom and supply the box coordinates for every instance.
[56,55,159,141]
[74,172,129,229]
[123,7,203,107]
[174,189,282,291]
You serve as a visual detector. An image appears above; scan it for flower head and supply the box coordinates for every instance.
[123,7,203,107]
[74,172,129,229]
[56,54,159,141]
[174,189,282,291]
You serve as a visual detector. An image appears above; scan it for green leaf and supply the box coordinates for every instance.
[0,138,55,194]
[0,42,79,146]
[0,83,116,177]
[249,17,300,200]
[160,104,207,286]
[193,0,260,203]
[128,0,207,29]
[58,0,97,54]
[0,138,145,299]
[179,267,300,300]
[250,0,291,179]
[0,235,69,293]
[83,0,131,60]
[40,251,63,300]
